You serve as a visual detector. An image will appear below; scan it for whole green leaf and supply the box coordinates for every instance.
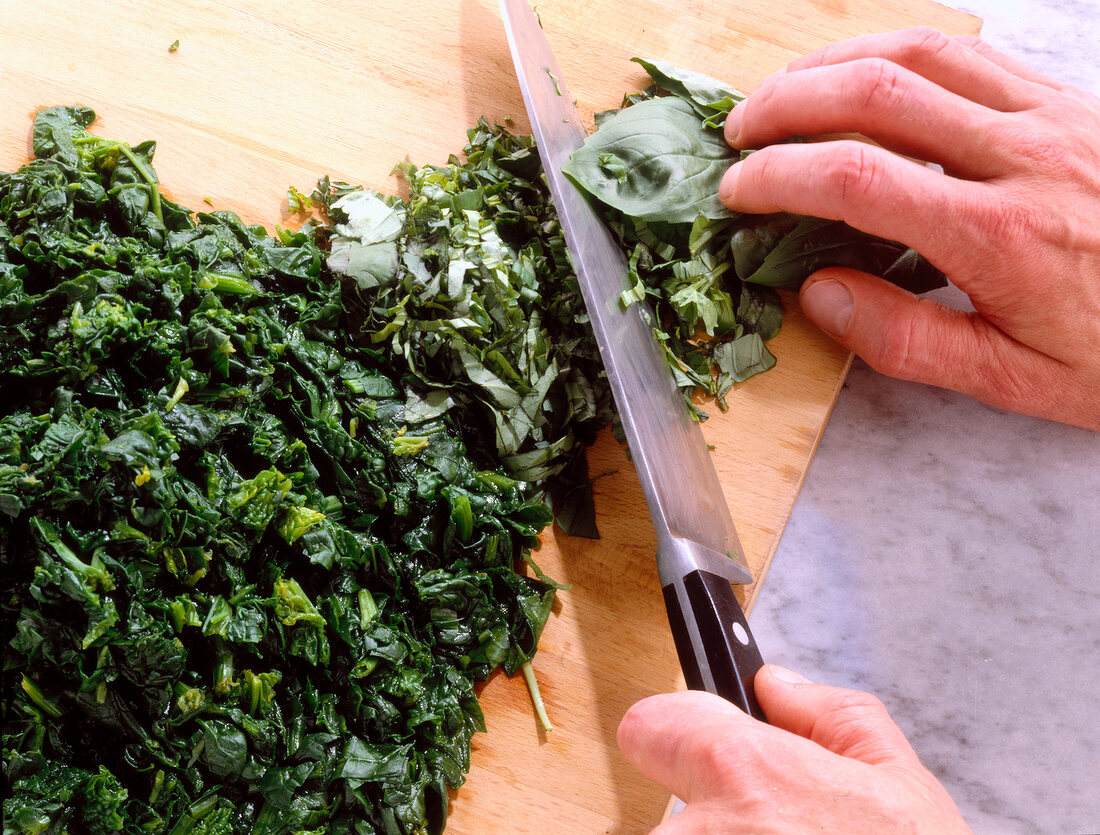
[562,97,737,223]
[565,57,947,412]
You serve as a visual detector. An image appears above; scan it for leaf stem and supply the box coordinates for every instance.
[20,674,63,718]
[521,660,553,733]
[115,143,164,223]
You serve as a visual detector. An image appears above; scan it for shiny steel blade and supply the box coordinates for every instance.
[500,0,752,586]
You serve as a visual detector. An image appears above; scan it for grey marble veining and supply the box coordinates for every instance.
[747,3,1100,833]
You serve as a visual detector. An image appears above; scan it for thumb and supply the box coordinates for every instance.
[754,665,921,769]
[798,267,1047,404]
[617,690,764,802]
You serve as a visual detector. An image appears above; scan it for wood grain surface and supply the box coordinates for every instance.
[0,1,979,831]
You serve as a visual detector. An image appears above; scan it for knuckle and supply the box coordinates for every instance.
[974,189,1058,253]
[693,737,733,780]
[718,780,781,821]
[898,26,954,61]
[702,726,760,773]
[740,76,783,137]
[952,33,983,50]
[825,142,884,205]
[965,186,1038,248]
[813,689,893,741]
[680,736,743,800]
[984,356,1035,407]
[751,73,780,111]
[874,307,925,380]
[851,58,907,115]
[963,36,1003,66]
[696,735,783,806]
[826,687,889,718]
[1011,130,1071,170]
[991,111,1086,173]
[789,43,836,72]
[969,321,1061,412]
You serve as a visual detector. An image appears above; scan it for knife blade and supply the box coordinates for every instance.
[500,0,765,717]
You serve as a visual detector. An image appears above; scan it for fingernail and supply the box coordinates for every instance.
[802,279,854,338]
[724,101,744,146]
[718,162,740,205]
[768,665,811,685]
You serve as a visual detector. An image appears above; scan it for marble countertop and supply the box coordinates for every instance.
[749,2,1100,833]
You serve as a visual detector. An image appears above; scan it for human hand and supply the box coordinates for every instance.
[719,28,1100,431]
[618,665,969,834]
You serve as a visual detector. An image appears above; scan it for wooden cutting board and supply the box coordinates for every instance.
[0,1,979,831]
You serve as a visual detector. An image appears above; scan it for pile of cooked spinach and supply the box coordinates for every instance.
[1,106,556,835]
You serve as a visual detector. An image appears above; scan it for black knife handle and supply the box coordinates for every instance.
[662,569,766,721]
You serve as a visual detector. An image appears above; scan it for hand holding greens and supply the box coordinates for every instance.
[562,59,947,410]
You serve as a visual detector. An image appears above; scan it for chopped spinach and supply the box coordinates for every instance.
[1,107,555,835]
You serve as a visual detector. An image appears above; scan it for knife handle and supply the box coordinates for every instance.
[662,569,767,721]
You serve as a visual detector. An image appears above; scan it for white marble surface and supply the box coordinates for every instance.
[749,2,1100,833]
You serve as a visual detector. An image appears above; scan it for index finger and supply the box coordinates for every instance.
[724,57,1012,179]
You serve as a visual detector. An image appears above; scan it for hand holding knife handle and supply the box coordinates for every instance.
[658,537,767,720]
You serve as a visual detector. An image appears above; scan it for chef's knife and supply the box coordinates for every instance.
[500,0,765,719]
